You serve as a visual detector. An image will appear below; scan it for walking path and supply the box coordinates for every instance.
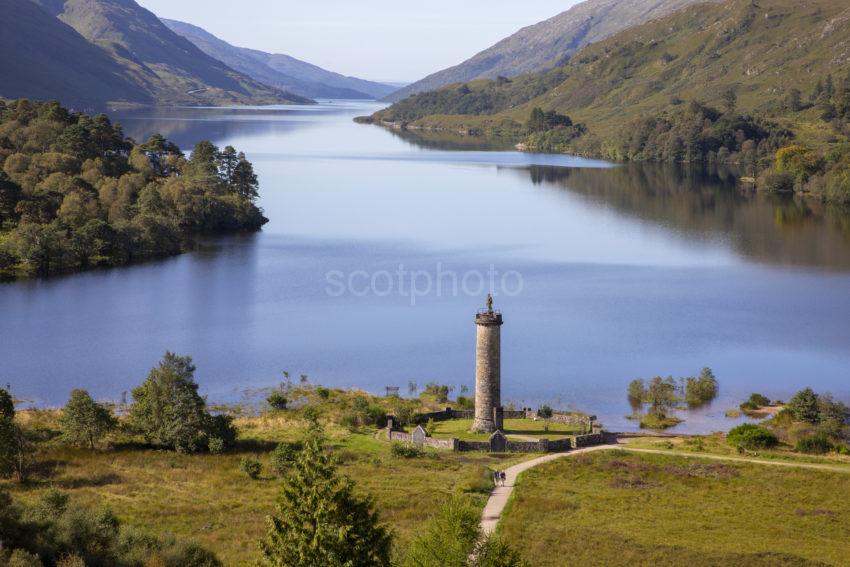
[480,444,850,535]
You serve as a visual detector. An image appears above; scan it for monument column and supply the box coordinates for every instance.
[472,294,503,433]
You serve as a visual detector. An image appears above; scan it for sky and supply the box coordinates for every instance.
[136,0,582,84]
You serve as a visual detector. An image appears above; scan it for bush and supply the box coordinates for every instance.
[537,405,554,419]
[796,433,834,454]
[239,457,262,480]
[787,388,820,423]
[390,442,423,459]
[207,437,225,454]
[422,383,450,403]
[727,423,778,451]
[461,465,494,494]
[270,441,302,476]
[740,393,771,410]
[266,391,288,410]
[316,387,331,400]
[760,171,795,194]
[455,396,474,410]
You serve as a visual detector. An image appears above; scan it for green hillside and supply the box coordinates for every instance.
[371,0,850,146]
[366,0,850,203]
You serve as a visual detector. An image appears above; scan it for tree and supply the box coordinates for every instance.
[646,376,677,415]
[0,389,28,483]
[787,89,803,112]
[259,430,391,567]
[685,367,719,407]
[60,389,116,449]
[787,388,820,424]
[129,352,233,453]
[627,379,646,410]
[403,496,528,567]
[230,153,259,201]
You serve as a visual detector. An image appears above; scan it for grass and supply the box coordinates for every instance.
[638,413,683,430]
[2,409,533,566]
[621,434,850,469]
[421,418,582,441]
[500,451,850,566]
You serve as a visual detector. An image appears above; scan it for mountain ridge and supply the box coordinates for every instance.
[0,0,310,108]
[385,0,721,102]
[162,18,397,100]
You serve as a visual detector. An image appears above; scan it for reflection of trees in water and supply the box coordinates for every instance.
[523,163,850,270]
[108,107,316,151]
[382,127,516,152]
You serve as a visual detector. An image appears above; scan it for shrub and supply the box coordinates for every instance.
[740,393,771,410]
[787,388,820,423]
[537,405,554,419]
[796,433,834,454]
[266,391,288,410]
[422,383,450,403]
[461,465,494,494]
[270,441,302,476]
[727,424,778,450]
[760,171,795,194]
[316,387,331,400]
[239,457,262,480]
[455,396,474,410]
[207,437,225,454]
[390,442,423,459]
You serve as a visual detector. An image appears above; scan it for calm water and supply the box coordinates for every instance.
[2,101,850,433]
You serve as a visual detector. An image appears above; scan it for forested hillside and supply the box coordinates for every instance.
[0,100,268,278]
[366,0,850,204]
[386,0,720,102]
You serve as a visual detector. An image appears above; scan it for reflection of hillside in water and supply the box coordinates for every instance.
[523,164,850,270]
[110,107,321,151]
[384,127,517,152]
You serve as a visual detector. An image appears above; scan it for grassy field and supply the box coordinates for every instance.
[500,450,850,566]
[621,434,850,470]
[425,418,582,441]
[3,411,530,566]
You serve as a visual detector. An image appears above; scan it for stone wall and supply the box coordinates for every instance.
[573,433,606,447]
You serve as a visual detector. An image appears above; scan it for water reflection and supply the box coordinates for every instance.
[515,164,850,270]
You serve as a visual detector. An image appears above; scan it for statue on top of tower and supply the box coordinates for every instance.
[486,293,494,313]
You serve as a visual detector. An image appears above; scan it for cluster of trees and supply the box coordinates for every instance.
[0,353,234,486]
[628,368,719,416]
[372,69,569,123]
[523,108,587,153]
[782,70,850,126]
[0,99,267,278]
[617,101,792,165]
[784,387,849,442]
[0,489,221,566]
[760,143,850,205]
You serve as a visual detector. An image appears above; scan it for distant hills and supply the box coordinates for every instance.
[0,0,310,108]
[371,0,850,149]
[162,19,397,101]
[385,0,720,102]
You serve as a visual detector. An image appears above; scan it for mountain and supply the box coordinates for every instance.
[162,19,398,100]
[0,0,146,108]
[370,0,850,147]
[1,0,310,108]
[385,0,720,102]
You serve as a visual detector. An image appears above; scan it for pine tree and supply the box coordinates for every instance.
[231,152,259,201]
[259,430,391,567]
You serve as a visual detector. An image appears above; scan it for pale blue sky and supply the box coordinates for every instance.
[137,0,581,83]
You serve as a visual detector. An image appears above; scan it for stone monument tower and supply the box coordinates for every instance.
[472,294,503,433]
